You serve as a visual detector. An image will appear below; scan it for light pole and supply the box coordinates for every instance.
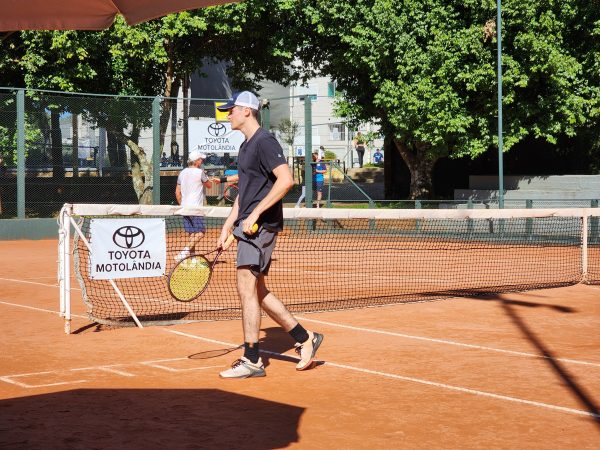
[497,0,504,208]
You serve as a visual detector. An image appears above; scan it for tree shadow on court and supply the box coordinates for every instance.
[478,294,600,426]
[0,389,304,449]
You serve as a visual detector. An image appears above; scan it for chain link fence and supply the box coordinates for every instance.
[0,87,597,219]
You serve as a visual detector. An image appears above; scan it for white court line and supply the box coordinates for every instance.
[0,372,88,389]
[296,316,600,368]
[71,366,136,377]
[0,358,222,388]
[0,277,82,290]
[141,358,223,372]
[0,277,59,288]
[0,300,88,318]
[165,329,600,420]
[2,294,599,368]
[0,300,63,316]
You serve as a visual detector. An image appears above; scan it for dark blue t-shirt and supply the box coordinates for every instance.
[236,127,288,231]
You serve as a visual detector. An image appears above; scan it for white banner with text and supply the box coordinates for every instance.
[90,218,166,279]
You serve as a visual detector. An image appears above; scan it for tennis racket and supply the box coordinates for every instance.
[188,344,243,360]
[224,184,239,203]
[167,224,258,302]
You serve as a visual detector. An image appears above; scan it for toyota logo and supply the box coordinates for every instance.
[113,226,145,249]
[207,122,227,137]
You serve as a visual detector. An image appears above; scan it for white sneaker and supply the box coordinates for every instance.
[175,247,190,262]
[294,331,324,371]
[219,357,266,378]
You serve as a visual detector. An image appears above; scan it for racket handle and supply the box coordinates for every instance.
[223,233,235,250]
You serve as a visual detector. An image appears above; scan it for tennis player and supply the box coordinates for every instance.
[216,91,324,378]
[174,150,213,261]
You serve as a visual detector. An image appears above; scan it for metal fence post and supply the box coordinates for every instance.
[326,162,332,208]
[304,97,313,208]
[152,96,161,205]
[261,101,270,131]
[17,89,25,218]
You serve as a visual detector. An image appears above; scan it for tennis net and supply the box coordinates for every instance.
[58,204,600,332]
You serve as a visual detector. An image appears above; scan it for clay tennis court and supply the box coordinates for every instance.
[1,238,599,448]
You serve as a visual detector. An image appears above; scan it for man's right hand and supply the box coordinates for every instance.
[218,229,233,250]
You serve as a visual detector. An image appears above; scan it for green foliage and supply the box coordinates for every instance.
[323,150,337,160]
[297,0,599,162]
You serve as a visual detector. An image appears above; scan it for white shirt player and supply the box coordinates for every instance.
[177,167,209,207]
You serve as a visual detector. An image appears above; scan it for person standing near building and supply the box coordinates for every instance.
[318,145,325,160]
[215,91,324,378]
[373,148,384,164]
[353,131,366,168]
[313,151,327,208]
[174,150,213,261]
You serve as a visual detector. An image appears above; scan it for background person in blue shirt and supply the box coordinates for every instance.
[313,151,327,208]
[373,148,384,164]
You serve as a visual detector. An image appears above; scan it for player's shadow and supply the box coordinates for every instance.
[0,389,304,449]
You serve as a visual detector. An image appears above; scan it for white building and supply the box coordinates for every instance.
[190,61,384,168]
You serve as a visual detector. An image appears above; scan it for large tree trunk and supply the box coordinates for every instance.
[393,138,437,199]
[50,110,64,179]
[109,127,154,204]
[160,50,181,151]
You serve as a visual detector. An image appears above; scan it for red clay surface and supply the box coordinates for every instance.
[1,239,599,449]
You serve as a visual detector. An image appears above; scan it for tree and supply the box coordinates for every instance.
[296,0,599,198]
[0,2,301,203]
[276,118,300,156]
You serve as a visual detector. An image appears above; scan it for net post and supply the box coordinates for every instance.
[58,205,72,334]
[591,200,599,242]
[582,213,588,283]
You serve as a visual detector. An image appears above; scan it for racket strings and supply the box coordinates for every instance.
[169,256,212,302]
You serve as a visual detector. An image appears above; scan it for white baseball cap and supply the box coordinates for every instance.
[188,150,206,162]
[216,91,260,111]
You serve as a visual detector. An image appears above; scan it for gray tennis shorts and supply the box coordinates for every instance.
[233,223,277,277]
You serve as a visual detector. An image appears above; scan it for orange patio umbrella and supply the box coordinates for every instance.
[0,0,237,31]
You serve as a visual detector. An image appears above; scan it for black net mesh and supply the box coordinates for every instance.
[71,212,590,327]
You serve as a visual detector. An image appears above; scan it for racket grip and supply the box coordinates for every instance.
[223,233,235,250]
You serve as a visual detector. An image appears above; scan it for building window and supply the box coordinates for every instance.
[329,124,345,141]
[327,81,337,97]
